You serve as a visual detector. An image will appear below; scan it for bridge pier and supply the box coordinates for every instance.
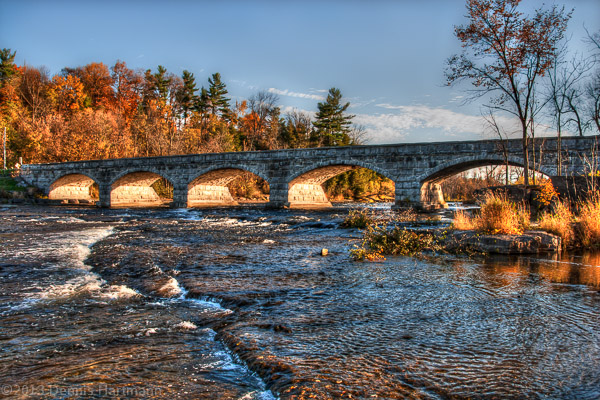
[420,182,447,211]
[98,184,111,208]
[392,183,421,211]
[266,180,289,208]
[172,184,188,208]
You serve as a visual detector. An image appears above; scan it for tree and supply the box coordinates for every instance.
[243,90,280,149]
[313,87,354,146]
[0,48,18,84]
[18,65,50,124]
[446,0,571,186]
[0,48,20,119]
[64,62,114,109]
[546,46,592,173]
[202,72,230,118]
[281,109,313,148]
[585,29,600,133]
[588,75,600,133]
[176,70,198,121]
[111,61,142,120]
[48,74,86,115]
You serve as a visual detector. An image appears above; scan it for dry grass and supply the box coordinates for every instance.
[451,193,529,235]
[451,210,475,230]
[577,195,600,248]
[538,200,575,246]
[516,203,531,232]
[474,192,525,235]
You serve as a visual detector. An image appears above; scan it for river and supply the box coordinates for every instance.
[0,205,599,399]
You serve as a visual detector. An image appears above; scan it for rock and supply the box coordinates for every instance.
[446,230,561,254]
[321,248,328,256]
[11,191,25,200]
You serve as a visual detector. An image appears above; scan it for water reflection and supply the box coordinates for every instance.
[482,252,600,288]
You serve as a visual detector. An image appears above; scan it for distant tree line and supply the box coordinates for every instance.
[0,53,388,199]
[0,53,366,165]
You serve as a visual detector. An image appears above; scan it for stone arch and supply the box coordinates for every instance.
[48,173,99,204]
[187,167,270,207]
[417,155,552,210]
[110,169,174,207]
[418,155,553,184]
[285,160,395,208]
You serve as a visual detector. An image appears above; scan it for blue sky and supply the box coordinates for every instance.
[1,0,599,144]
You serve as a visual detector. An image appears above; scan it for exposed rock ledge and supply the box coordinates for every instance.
[445,230,561,254]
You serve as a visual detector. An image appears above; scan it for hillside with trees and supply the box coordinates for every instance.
[0,53,389,200]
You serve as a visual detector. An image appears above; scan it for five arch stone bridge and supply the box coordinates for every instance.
[19,136,599,210]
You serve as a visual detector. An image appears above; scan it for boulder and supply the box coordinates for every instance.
[446,230,561,254]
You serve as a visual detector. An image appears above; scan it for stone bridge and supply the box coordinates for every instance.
[19,135,600,210]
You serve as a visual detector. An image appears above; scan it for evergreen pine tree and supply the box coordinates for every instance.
[313,87,354,146]
[153,65,171,102]
[207,72,230,118]
[195,87,210,116]
[0,48,17,84]
[177,70,198,119]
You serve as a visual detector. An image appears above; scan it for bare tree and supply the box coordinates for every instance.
[283,109,313,148]
[585,29,600,133]
[446,0,572,187]
[588,76,600,133]
[483,110,511,186]
[247,90,280,149]
[18,65,50,124]
[348,124,368,145]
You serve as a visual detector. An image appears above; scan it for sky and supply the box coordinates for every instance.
[1,0,599,144]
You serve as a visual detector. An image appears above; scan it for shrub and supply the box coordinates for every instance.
[350,222,441,260]
[534,178,559,207]
[340,209,374,229]
[538,200,574,247]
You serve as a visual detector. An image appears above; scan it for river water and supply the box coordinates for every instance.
[0,205,599,399]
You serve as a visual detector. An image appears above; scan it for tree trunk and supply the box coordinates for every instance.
[521,120,529,187]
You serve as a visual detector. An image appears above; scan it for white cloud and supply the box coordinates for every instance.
[278,102,558,145]
[268,88,325,101]
[280,106,316,118]
[355,104,528,144]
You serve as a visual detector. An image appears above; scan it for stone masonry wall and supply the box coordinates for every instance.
[19,135,600,210]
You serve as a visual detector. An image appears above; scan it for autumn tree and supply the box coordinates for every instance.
[313,87,354,146]
[135,66,185,156]
[446,0,571,186]
[48,74,86,115]
[111,62,142,118]
[64,62,114,109]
